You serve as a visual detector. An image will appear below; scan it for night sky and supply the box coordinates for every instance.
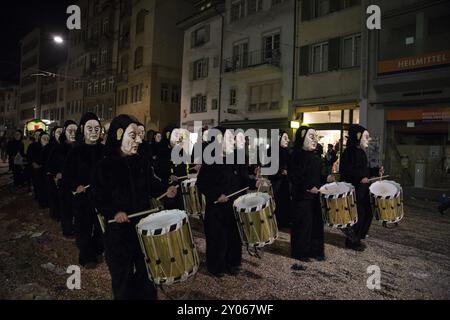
[0,0,73,83]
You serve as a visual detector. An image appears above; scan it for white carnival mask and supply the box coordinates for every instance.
[360,130,371,149]
[34,131,41,141]
[55,128,63,143]
[138,126,145,141]
[40,134,50,147]
[84,119,101,145]
[155,133,162,143]
[235,132,245,150]
[280,133,289,149]
[202,130,209,143]
[169,128,181,148]
[223,130,235,156]
[65,124,77,143]
[121,123,142,156]
[303,129,318,152]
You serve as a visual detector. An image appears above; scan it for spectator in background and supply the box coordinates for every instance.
[0,132,8,164]
[325,144,338,176]
[7,130,26,186]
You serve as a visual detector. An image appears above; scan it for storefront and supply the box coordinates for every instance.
[293,102,360,172]
[385,107,450,189]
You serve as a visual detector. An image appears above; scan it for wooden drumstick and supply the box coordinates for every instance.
[157,185,179,201]
[214,187,250,204]
[72,185,91,196]
[107,207,161,224]
[368,175,390,183]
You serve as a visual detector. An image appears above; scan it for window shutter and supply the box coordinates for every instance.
[299,45,309,75]
[301,0,311,21]
[189,62,194,81]
[328,37,340,71]
[204,25,210,43]
[203,58,209,78]
[330,0,341,13]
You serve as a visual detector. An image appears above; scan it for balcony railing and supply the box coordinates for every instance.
[223,49,281,73]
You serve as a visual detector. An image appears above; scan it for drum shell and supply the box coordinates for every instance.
[137,218,200,285]
[181,182,205,216]
[320,190,358,229]
[233,195,278,247]
[370,182,404,224]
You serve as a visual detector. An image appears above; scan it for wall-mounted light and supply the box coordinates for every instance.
[290,121,300,129]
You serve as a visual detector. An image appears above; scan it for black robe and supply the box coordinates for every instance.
[41,142,58,218]
[62,142,105,265]
[289,149,325,260]
[47,142,75,236]
[7,139,25,185]
[269,147,291,228]
[197,156,256,275]
[340,146,373,243]
[92,153,165,300]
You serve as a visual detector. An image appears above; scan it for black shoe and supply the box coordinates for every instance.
[312,255,326,261]
[83,262,98,270]
[225,266,241,276]
[291,263,307,271]
[345,239,365,252]
[209,271,225,278]
[63,232,75,239]
[294,257,310,263]
[96,254,105,264]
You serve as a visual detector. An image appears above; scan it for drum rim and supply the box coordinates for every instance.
[136,209,188,236]
[233,192,272,213]
[320,182,354,199]
[369,180,402,199]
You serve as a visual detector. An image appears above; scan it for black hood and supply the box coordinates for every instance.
[106,114,138,155]
[347,124,367,148]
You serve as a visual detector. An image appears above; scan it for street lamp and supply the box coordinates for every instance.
[53,36,64,44]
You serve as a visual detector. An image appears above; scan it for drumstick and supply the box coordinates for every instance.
[157,185,179,201]
[214,187,250,204]
[368,175,390,183]
[107,207,161,224]
[72,185,91,196]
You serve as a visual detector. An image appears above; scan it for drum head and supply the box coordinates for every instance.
[137,210,187,233]
[234,192,271,212]
[370,181,398,197]
[320,182,351,196]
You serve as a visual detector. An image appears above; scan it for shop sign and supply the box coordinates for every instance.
[378,50,450,75]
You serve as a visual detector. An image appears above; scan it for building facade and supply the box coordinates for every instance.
[364,0,450,189]
[0,84,20,134]
[116,0,195,132]
[178,0,225,131]
[291,0,363,160]
[220,0,295,134]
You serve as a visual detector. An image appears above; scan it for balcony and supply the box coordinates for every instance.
[223,49,281,78]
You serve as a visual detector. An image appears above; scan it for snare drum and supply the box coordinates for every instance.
[181,178,206,216]
[136,210,200,285]
[320,182,358,229]
[233,192,278,248]
[370,180,404,225]
[249,178,276,210]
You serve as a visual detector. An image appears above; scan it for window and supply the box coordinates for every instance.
[120,55,129,73]
[102,18,109,35]
[136,10,146,34]
[263,33,281,60]
[101,48,108,65]
[101,78,106,93]
[212,99,218,110]
[87,82,92,95]
[230,88,237,106]
[311,42,328,73]
[190,95,207,113]
[232,42,249,69]
[161,84,169,102]
[231,0,245,22]
[248,80,281,112]
[171,85,180,103]
[192,25,210,47]
[135,47,144,69]
[314,0,330,18]
[192,58,209,80]
[272,0,284,6]
[91,54,98,67]
[247,0,263,16]
[109,77,115,92]
[94,81,99,94]
[118,89,128,106]
[131,84,143,103]
[342,34,361,68]
[213,55,219,68]
[59,88,64,102]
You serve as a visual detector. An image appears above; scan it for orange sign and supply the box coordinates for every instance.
[378,50,450,75]
[387,107,450,122]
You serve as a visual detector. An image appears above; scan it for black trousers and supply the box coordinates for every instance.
[273,180,291,229]
[12,165,24,186]
[291,197,324,260]
[46,176,60,220]
[204,202,242,274]
[105,224,157,300]
[347,185,373,244]
[73,194,104,265]
[31,168,47,207]
[59,188,75,236]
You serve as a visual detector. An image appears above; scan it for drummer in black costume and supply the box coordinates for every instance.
[289,126,332,270]
[92,114,177,300]
[48,120,78,238]
[197,127,262,277]
[62,113,105,268]
[340,124,384,251]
